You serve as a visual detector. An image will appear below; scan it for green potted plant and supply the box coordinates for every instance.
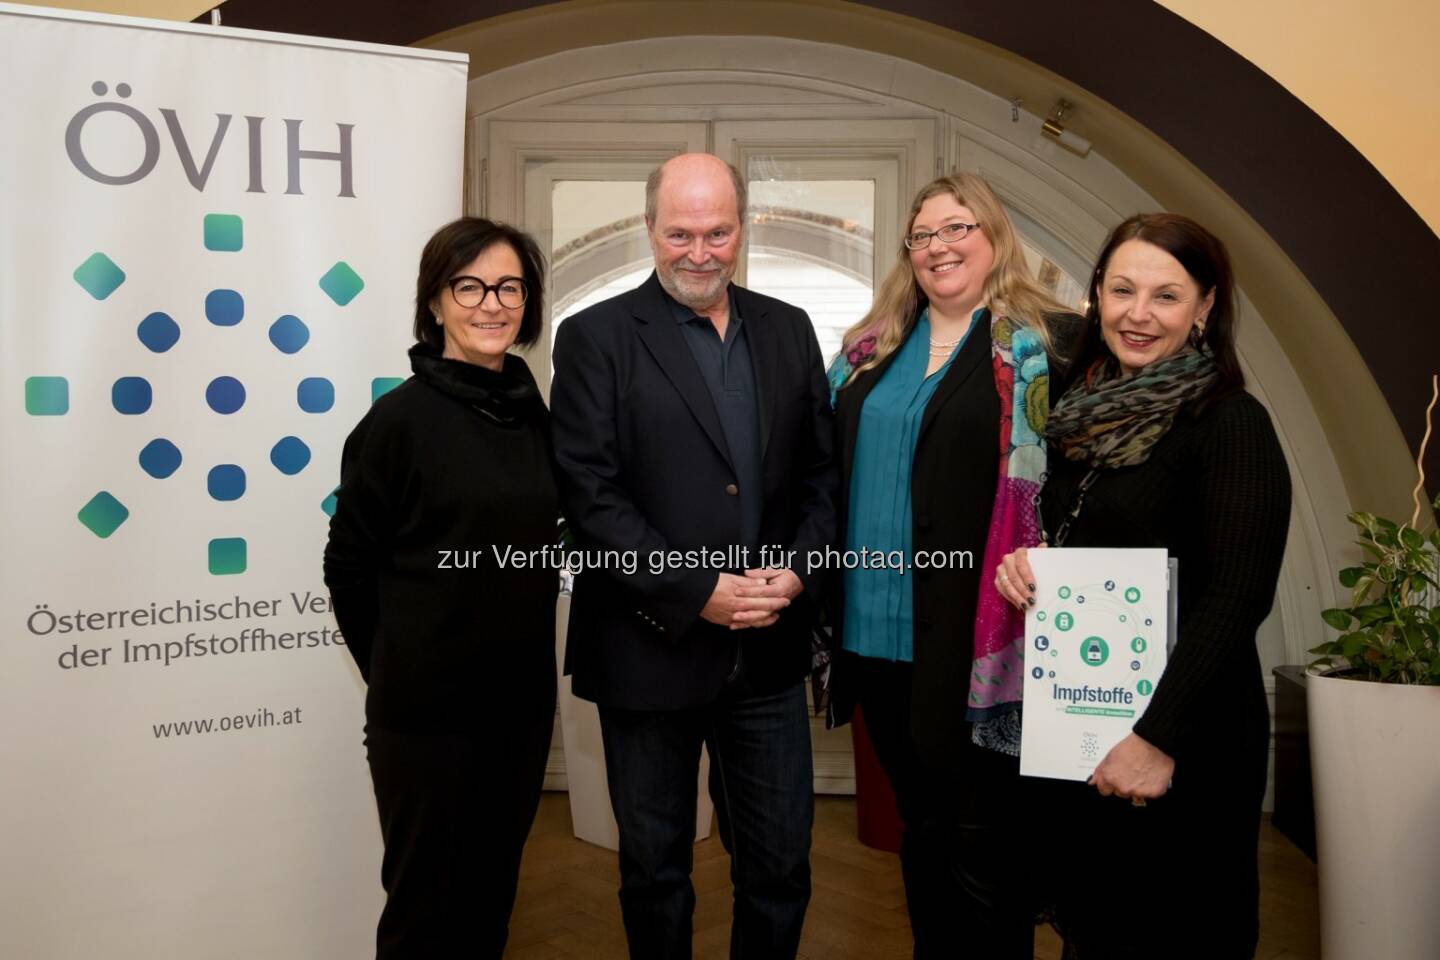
[1311,502,1439,683]
[1306,375,1439,960]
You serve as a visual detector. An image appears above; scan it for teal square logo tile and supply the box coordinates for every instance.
[319,261,364,306]
[204,213,243,252]
[78,491,129,538]
[73,252,126,300]
[372,377,405,402]
[208,537,247,575]
[25,376,69,415]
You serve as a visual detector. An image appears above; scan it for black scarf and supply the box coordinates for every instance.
[408,343,544,426]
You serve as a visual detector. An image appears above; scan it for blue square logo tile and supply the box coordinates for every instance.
[26,377,69,415]
[74,253,126,300]
[78,491,129,538]
[319,262,364,306]
[204,213,243,252]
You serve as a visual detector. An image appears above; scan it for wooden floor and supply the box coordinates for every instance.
[504,793,1319,960]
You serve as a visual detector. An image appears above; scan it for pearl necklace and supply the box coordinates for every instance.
[928,336,962,358]
[929,306,982,358]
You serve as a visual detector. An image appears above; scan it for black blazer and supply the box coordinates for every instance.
[829,311,1081,767]
[550,272,838,710]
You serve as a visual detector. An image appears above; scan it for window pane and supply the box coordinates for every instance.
[549,180,651,371]
[745,177,876,365]
[746,253,869,365]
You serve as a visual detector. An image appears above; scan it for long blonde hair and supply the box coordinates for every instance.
[838,172,1066,384]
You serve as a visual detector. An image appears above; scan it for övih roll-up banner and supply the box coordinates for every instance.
[0,6,467,957]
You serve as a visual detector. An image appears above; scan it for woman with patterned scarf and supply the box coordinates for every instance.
[824,172,1082,958]
[995,213,1291,958]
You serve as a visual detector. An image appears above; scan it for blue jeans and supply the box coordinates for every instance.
[598,681,814,960]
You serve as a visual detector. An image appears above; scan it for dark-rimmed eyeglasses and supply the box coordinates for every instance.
[448,275,528,309]
[904,221,982,251]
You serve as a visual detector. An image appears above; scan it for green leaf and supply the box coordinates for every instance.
[1321,608,1354,631]
[1340,632,1368,658]
[1338,566,1364,588]
[1354,603,1393,626]
[1401,527,1425,550]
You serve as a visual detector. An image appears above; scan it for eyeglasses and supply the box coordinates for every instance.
[448,275,528,309]
[904,221,982,251]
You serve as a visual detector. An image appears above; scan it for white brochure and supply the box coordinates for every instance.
[1019,548,1171,781]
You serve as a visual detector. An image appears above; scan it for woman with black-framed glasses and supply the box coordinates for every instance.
[324,216,556,959]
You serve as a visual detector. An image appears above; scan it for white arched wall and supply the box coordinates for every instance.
[465,36,1351,800]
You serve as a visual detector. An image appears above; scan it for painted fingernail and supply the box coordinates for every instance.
[1026,597,1036,607]
[1027,582,1036,591]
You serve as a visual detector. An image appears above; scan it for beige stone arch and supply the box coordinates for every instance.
[447,13,1397,802]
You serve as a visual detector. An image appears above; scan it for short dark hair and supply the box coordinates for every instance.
[1069,212,1244,403]
[412,217,546,350]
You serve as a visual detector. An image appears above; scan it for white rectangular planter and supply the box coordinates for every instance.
[1307,668,1440,959]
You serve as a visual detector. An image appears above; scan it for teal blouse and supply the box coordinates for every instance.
[843,309,973,661]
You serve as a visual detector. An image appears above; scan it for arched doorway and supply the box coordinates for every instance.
[470,35,1343,805]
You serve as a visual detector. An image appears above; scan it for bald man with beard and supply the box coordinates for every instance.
[550,153,837,959]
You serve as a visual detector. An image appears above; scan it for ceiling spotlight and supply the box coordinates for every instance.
[1041,99,1092,157]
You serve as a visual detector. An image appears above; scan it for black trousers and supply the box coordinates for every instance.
[852,653,1263,960]
[851,654,1039,959]
[364,704,555,960]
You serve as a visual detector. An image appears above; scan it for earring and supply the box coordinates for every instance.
[1189,322,1206,348]
[433,313,442,325]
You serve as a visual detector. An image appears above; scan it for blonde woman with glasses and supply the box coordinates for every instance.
[825,173,1082,957]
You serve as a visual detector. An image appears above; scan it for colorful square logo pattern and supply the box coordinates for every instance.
[43,216,381,572]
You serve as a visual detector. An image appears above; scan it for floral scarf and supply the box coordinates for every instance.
[826,313,1050,753]
[965,317,1050,753]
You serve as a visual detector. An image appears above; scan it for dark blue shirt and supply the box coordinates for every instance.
[665,285,763,551]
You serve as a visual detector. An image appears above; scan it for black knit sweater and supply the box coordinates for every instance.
[1039,391,1291,776]
[323,345,559,732]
